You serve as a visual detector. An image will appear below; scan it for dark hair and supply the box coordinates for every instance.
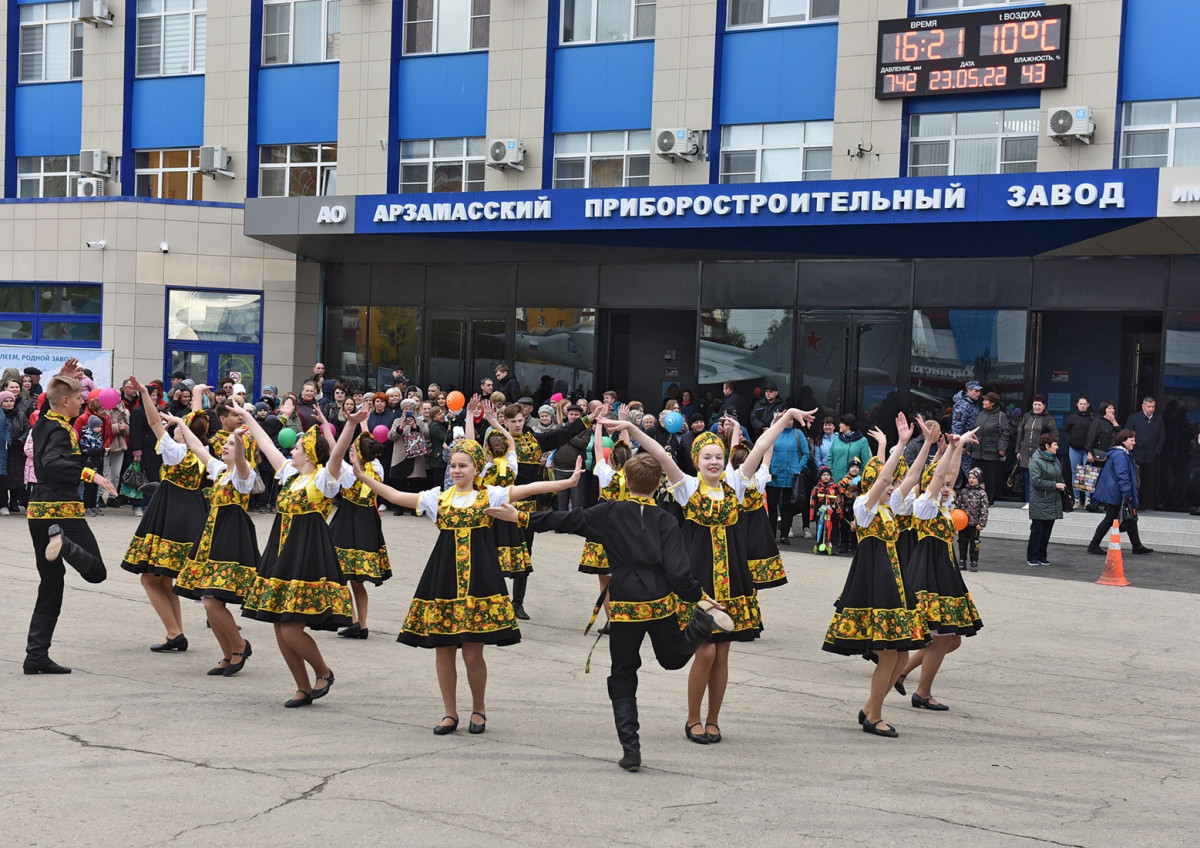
[1039,433,1057,449]
[983,392,1001,406]
[729,443,750,469]
[188,413,210,441]
[1032,394,1047,405]
[610,441,632,470]
[822,416,835,426]
[1098,399,1115,415]
[312,433,331,465]
[334,381,351,396]
[1114,428,1137,446]
[486,431,508,458]
[839,413,857,428]
[623,453,661,495]
[501,403,523,419]
[355,432,381,462]
[215,400,238,420]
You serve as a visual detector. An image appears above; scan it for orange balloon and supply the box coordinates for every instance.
[950,508,969,532]
[87,388,101,401]
[446,390,465,413]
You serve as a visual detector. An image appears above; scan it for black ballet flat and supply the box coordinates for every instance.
[223,641,252,676]
[862,719,899,738]
[433,716,459,735]
[912,693,950,711]
[469,711,487,734]
[207,659,230,676]
[685,722,709,745]
[338,623,369,639]
[311,670,335,699]
[150,633,188,653]
[704,723,721,744]
[284,691,313,708]
[858,709,867,726]
[893,674,907,696]
[597,623,611,636]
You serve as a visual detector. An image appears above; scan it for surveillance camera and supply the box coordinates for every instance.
[85,240,107,249]
[160,242,170,253]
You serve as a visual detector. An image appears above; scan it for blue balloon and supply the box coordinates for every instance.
[662,410,685,434]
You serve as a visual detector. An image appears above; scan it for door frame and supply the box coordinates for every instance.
[795,310,910,421]
[424,308,513,395]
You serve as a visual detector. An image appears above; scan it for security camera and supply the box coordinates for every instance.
[160,242,169,253]
[85,240,107,249]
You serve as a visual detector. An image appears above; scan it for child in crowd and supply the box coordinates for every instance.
[955,466,989,572]
[79,416,106,517]
[839,459,861,556]
[809,465,841,554]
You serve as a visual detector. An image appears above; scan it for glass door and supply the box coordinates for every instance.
[167,345,259,397]
[426,311,510,395]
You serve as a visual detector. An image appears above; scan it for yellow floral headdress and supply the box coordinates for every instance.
[893,455,908,484]
[920,461,937,491]
[690,431,726,467]
[861,456,883,489]
[302,425,321,466]
[452,438,486,486]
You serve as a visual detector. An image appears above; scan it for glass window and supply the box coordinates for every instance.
[719,122,833,183]
[16,155,82,199]
[698,308,793,410]
[727,0,837,28]
[0,283,101,347]
[562,0,655,44]
[167,290,262,343]
[1162,312,1200,509]
[404,0,490,55]
[262,0,341,65]
[19,2,83,83]
[513,308,596,401]
[134,148,204,200]
[258,144,337,197]
[398,137,486,193]
[136,0,206,77]
[909,309,1027,419]
[324,306,369,382]
[1121,99,1200,169]
[553,131,651,189]
[908,108,1039,176]
[917,0,1035,9]
[322,305,421,388]
[41,285,102,315]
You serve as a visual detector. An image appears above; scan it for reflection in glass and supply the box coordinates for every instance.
[170,350,210,383]
[909,309,1027,419]
[369,307,421,390]
[168,290,262,343]
[219,352,256,397]
[1163,312,1200,508]
[514,308,596,401]
[698,308,792,416]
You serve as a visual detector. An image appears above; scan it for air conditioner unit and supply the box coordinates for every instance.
[79,149,110,176]
[487,139,526,171]
[76,177,105,198]
[199,145,234,178]
[655,128,701,162]
[78,0,113,26]
[1047,106,1094,144]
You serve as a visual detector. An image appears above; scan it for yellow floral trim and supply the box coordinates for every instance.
[741,486,765,511]
[609,594,679,622]
[496,543,531,575]
[175,557,257,601]
[578,540,610,573]
[677,593,762,634]
[915,590,982,632]
[122,532,194,576]
[749,554,787,588]
[80,467,96,484]
[160,452,206,490]
[513,431,542,464]
[516,510,530,529]
[335,545,393,582]
[28,501,85,520]
[402,593,519,638]
[824,605,928,646]
[243,576,353,618]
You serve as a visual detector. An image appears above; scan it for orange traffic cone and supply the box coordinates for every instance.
[1095,520,1131,586]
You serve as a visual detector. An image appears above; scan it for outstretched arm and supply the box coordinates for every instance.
[509,456,583,500]
[741,409,798,478]
[129,376,168,441]
[464,394,482,442]
[228,404,288,471]
[897,416,936,497]
[864,413,913,510]
[350,455,420,510]
[931,429,976,497]
[606,418,684,486]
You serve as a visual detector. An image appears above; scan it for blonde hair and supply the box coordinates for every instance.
[46,374,81,407]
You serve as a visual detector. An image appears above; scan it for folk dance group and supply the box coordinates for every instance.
[23,362,982,771]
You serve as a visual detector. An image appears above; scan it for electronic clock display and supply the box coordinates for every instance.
[876,5,1070,99]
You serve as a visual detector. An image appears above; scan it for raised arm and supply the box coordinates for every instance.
[172,411,216,467]
[228,404,288,471]
[864,413,913,511]
[741,409,798,478]
[897,416,936,497]
[606,418,684,486]
[190,384,207,413]
[930,429,976,497]
[326,407,368,480]
[129,376,168,441]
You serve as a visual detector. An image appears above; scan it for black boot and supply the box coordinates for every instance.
[24,613,71,674]
[682,601,735,654]
[46,525,106,584]
[607,681,641,772]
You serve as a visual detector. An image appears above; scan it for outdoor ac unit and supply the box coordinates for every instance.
[655,128,701,161]
[199,145,234,178]
[76,177,105,198]
[1047,106,1094,144]
[487,139,526,171]
[78,0,113,26]
[80,149,110,176]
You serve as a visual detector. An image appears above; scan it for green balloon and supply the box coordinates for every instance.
[601,436,614,449]
[277,427,298,448]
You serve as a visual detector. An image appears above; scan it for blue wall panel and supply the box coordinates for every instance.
[1121,0,1200,102]
[130,75,205,149]
[13,82,82,156]
[719,24,837,125]
[397,52,488,139]
[552,41,653,133]
[907,90,1040,115]
[257,64,339,144]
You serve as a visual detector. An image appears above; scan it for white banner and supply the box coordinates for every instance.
[0,346,114,388]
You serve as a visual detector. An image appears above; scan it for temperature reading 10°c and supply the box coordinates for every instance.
[881,27,966,63]
[979,19,1062,56]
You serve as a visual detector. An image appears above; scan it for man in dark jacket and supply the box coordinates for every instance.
[717,381,750,425]
[750,382,785,441]
[494,363,521,403]
[552,404,592,509]
[1125,396,1165,508]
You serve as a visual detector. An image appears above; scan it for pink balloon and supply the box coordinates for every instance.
[98,387,120,410]
[372,424,389,443]
[323,422,335,439]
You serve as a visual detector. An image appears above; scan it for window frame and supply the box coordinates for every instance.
[262,0,341,66]
[726,0,839,30]
[136,0,207,78]
[1120,99,1200,170]
[552,130,652,189]
[0,283,102,348]
[561,0,656,45]
[718,121,834,183]
[907,108,1040,177]
[134,149,205,200]
[16,155,82,199]
[403,0,490,56]
[18,1,84,84]
[258,143,338,197]
[915,0,1034,11]
[398,137,487,194]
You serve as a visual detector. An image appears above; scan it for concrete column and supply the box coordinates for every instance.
[649,0,717,186]
[484,1,547,191]
[336,0,392,196]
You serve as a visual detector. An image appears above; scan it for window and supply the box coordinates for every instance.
[562,0,655,44]
[908,109,1038,177]
[404,0,489,55]
[19,2,83,83]
[168,290,262,343]
[135,149,204,200]
[17,155,81,198]
[698,308,792,405]
[513,308,596,400]
[259,144,337,197]
[719,122,832,183]
[399,138,486,193]
[1121,100,1200,169]
[917,0,1031,10]
[553,131,650,189]
[0,284,102,346]
[910,309,1027,419]
[263,0,340,65]
[136,0,206,76]
[728,0,838,28]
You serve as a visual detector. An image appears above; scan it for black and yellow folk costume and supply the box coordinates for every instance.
[209,428,257,466]
[399,477,521,649]
[731,464,787,590]
[121,432,207,578]
[483,450,530,575]
[577,457,626,575]
[906,490,983,637]
[823,458,929,656]
[174,458,260,603]
[671,433,763,642]
[242,430,353,630]
[328,459,393,585]
[889,458,917,567]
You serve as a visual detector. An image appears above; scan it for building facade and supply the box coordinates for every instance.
[2,0,1200,505]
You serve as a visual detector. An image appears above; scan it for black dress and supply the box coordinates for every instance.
[328,460,393,585]
[174,459,260,603]
[121,434,207,578]
[904,494,983,637]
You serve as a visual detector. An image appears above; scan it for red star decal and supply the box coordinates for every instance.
[806,330,823,352]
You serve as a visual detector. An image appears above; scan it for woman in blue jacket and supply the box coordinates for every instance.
[1087,428,1154,555]
[766,421,809,546]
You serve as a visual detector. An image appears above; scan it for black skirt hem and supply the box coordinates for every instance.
[241,609,352,631]
[397,630,522,648]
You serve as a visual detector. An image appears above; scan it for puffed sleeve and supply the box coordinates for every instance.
[156,432,188,466]
[486,485,511,508]
[312,465,346,497]
[726,468,751,502]
[594,457,615,488]
[416,487,443,522]
[912,491,940,521]
[853,494,878,527]
[670,474,700,505]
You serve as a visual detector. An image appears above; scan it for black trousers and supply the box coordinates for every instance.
[1026,518,1055,562]
[1089,502,1145,549]
[957,525,980,564]
[764,485,796,539]
[608,615,697,701]
[28,517,105,619]
[978,458,1002,504]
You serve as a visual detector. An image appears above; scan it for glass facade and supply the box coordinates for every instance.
[909,309,1028,419]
